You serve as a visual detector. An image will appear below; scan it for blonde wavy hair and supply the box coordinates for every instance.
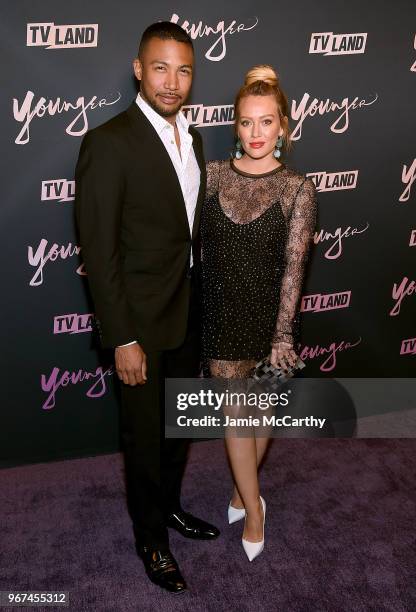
[234,64,292,153]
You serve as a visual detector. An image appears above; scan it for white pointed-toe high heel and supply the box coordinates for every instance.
[228,501,246,524]
[242,496,266,561]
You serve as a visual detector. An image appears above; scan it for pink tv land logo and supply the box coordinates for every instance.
[314,222,370,259]
[299,337,362,372]
[309,32,367,56]
[301,291,352,313]
[410,230,416,247]
[400,337,416,356]
[307,170,358,192]
[399,159,416,202]
[41,365,114,410]
[42,179,75,202]
[54,313,94,335]
[182,104,234,127]
[27,23,98,49]
[390,277,416,316]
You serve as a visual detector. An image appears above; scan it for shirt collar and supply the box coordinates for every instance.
[135,92,190,137]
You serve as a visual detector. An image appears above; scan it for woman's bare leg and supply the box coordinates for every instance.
[230,436,270,508]
[225,435,264,541]
[209,359,265,542]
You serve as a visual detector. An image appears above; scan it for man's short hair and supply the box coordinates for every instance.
[138,21,193,57]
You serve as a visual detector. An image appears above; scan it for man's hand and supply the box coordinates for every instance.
[270,341,298,373]
[115,343,147,386]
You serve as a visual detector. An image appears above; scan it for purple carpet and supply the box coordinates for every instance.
[1,439,415,611]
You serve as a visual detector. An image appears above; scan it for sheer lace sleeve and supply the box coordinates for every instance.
[272,177,317,346]
[206,160,221,200]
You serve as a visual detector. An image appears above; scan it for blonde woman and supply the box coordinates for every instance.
[201,65,317,560]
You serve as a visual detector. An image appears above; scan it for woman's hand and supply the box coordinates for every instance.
[270,341,298,373]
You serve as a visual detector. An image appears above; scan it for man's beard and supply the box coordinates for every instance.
[144,91,183,118]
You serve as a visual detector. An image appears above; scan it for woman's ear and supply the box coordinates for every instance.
[280,115,289,138]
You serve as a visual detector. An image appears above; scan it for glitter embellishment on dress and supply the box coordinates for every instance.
[201,159,317,378]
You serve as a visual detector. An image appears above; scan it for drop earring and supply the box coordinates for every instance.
[274,135,283,159]
[234,138,243,159]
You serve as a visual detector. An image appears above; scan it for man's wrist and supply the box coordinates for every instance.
[117,340,138,348]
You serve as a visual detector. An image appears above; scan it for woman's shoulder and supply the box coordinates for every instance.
[281,166,316,195]
[206,159,228,172]
[281,165,309,184]
[206,160,229,199]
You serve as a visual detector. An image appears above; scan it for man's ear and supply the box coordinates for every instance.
[133,58,142,81]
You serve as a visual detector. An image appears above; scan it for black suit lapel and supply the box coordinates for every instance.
[189,126,206,240]
[125,102,190,237]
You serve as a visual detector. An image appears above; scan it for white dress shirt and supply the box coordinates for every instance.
[119,92,201,348]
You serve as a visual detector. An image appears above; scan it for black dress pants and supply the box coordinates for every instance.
[119,276,200,550]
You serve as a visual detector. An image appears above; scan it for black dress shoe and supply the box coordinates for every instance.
[166,510,220,540]
[137,546,187,594]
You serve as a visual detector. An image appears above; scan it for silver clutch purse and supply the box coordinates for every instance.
[249,355,306,390]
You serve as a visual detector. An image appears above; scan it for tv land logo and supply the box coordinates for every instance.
[309,32,367,56]
[390,277,416,316]
[54,313,94,335]
[170,13,258,62]
[400,337,416,356]
[182,104,234,127]
[399,158,416,202]
[27,23,98,49]
[12,90,121,145]
[41,365,114,410]
[411,34,416,72]
[28,238,85,286]
[299,337,362,372]
[314,222,370,259]
[301,291,352,313]
[410,230,416,247]
[307,170,358,192]
[42,179,75,202]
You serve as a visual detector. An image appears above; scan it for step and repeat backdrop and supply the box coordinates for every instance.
[1,1,415,465]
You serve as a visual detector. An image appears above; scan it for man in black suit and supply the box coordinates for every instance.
[75,22,219,594]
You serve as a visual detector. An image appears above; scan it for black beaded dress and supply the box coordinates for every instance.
[201,158,317,378]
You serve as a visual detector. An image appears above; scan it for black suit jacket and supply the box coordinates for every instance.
[74,101,206,350]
